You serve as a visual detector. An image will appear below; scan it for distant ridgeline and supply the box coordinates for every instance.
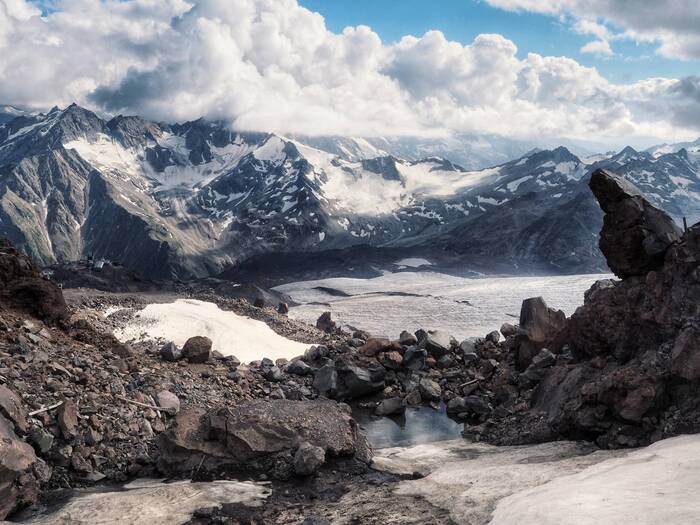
[1,104,699,280]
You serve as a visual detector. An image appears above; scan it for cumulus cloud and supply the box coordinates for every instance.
[484,0,700,60]
[581,39,614,56]
[0,0,699,143]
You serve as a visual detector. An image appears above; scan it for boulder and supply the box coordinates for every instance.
[157,399,371,480]
[0,385,28,433]
[418,378,441,402]
[313,365,338,396]
[589,169,682,278]
[500,323,519,338]
[421,330,452,358]
[0,243,68,326]
[160,342,182,362]
[182,336,212,363]
[358,338,392,357]
[316,312,336,334]
[278,302,289,315]
[375,397,406,417]
[0,414,46,519]
[398,331,418,346]
[286,359,313,376]
[335,362,385,400]
[378,351,403,370]
[516,297,566,371]
[402,347,427,371]
[293,442,326,476]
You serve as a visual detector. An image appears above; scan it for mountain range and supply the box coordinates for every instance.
[1,103,699,280]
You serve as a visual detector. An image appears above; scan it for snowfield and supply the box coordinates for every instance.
[276,272,611,340]
[374,434,700,525]
[114,299,311,363]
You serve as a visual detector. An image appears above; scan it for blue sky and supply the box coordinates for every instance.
[299,0,699,84]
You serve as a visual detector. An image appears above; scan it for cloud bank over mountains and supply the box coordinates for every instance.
[0,0,698,144]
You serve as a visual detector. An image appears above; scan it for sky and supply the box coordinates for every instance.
[1,0,700,147]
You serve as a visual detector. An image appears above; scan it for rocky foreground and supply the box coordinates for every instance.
[2,168,700,522]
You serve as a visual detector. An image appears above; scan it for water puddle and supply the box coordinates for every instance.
[354,403,463,449]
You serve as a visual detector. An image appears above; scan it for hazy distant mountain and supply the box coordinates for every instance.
[1,104,698,279]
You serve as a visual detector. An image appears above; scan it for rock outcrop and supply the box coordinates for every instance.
[589,169,682,278]
[0,239,68,325]
[499,169,700,447]
[157,399,371,480]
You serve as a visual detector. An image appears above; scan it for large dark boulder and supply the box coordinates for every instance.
[157,399,371,480]
[589,169,682,278]
[0,239,68,325]
[182,336,212,363]
[0,389,49,519]
[514,297,565,370]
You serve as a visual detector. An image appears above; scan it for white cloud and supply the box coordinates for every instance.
[581,39,614,56]
[0,0,698,144]
[484,0,700,60]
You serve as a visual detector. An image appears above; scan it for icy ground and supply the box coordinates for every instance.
[276,272,611,340]
[14,479,270,525]
[19,436,700,524]
[114,299,311,363]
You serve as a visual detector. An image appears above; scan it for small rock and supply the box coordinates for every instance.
[403,347,427,371]
[160,342,182,362]
[375,397,406,416]
[399,330,418,346]
[277,302,289,314]
[286,359,313,376]
[485,330,500,344]
[358,337,391,357]
[156,391,180,415]
[500,323,518,338]
[419,378,441,402]
[293,442,326,476]
[57,400,79,440]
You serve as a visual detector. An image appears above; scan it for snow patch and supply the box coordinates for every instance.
[114,299,311,362]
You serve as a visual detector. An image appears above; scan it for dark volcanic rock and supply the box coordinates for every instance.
[515,297,566,371]
[316,312,336,334]
[157,399,371,480]
[182,336,212,363]
[0,412,46,519]
[589,169,682,278]
[160,341,182,362]
[0,239,68,325]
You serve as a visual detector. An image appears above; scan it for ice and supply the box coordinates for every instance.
[114,299,311,363]
[276,272,610,340]
[394,257,433,268]
[375,439,622,525]
[16,479,270,525]
[489,434,700,525]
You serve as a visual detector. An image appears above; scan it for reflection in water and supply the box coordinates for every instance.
[355,403,463,449]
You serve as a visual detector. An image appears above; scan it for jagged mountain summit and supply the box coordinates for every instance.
[1,103,699,280]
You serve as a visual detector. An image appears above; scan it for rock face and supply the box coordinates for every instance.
[589,169,682,278]
[157,399,371,480]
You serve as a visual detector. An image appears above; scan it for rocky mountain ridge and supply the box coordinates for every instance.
[2,104,700,280]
